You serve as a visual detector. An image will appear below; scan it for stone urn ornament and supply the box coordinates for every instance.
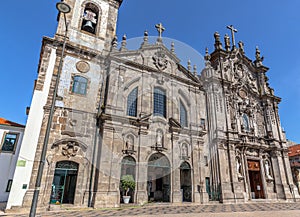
[120,175,135,204]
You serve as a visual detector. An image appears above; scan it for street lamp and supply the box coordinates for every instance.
[29,2,71,217]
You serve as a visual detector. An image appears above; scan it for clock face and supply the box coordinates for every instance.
[239,89,247,99]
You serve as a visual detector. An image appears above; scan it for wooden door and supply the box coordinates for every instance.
[247,160,265,199]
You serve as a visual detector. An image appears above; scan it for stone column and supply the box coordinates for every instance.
[282,151,300,200]
[93,126,120,208]
[271,150,292,200]
[135,163,148,205]
[172,167,182,203]
[218,144,235,203]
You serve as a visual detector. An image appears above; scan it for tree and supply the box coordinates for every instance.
[120,175,135,196]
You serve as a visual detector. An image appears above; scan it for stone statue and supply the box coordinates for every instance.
[182,144,188,158]
[294,170,300,193]
[126,135,134,150]
[156,130,163,147]
[265,160,273,180]
[236,157,243,178]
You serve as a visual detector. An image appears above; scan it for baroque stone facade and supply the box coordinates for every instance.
[7,0,299,211]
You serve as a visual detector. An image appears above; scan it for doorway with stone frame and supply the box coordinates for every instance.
[50,161,78,205]
[147,153,171,202]
[247,160,265,199]
[180,161,192,202]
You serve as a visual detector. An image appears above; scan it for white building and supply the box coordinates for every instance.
[0,118,24,202]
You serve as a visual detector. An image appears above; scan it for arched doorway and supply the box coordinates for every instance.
[147,153,170,202]
[50,161,78,204]
[180,161,192,202]
[120,156,136,203]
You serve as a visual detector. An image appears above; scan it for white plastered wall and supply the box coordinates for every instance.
[6,48,56,209]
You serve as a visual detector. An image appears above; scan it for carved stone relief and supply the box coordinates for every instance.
[153,51,168,71]
[245,148,259,157]
[61,111,86,137]
[76,61,90,73]
[51,139,87,158]
[62,142,79,158]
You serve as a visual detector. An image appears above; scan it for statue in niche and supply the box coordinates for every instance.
[156,130,163,147]
[125,135,134,151]
[182,144,188,158]
[236,157,243,178]
[265,160,273,180]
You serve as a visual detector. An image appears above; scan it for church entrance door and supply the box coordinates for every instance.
[247,160,265,199]
[180,162,192,202]
[50,161,78,204]
[147,153,170,202]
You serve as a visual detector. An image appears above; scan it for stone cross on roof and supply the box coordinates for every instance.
[227,25,238,48]
[155,23,165,38]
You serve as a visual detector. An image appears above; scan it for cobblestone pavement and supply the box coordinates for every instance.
[1,202,300,217]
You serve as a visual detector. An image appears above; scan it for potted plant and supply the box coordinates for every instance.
[120,175,135,204]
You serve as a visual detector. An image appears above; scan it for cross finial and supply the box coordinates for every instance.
[227,25,238,48]
[155,23,165,38]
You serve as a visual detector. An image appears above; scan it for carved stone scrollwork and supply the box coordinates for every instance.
[51,139,87,158]
[245,148,259,157]
[62,142,79,158]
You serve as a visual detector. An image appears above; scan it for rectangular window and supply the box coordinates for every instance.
[153,88,166,118]
[200,118,206,130]
[1,133,18,153]
[6,179,13,192]
[72,76,88,95]
[204,156,208,166]
[180,102,188,127]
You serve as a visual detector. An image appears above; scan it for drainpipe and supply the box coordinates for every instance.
[88,117,99,207]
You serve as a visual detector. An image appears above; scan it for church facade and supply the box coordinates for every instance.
[6,0,299,211]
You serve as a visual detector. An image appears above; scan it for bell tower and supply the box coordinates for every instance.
[56,0,123,51]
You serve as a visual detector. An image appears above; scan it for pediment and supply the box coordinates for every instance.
[110,43,199,83]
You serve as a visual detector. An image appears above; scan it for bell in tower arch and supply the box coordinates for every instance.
[83,20,94,33]
[82,8,98,34]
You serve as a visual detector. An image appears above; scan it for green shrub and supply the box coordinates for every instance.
[120,175,135,196]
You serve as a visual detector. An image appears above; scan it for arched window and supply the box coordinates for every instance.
[180,101,188,127]
[242,114,250,131]
[81,3,99,34]
[72,76,88,95]
[127,87,138,117]
[153,87,166,118]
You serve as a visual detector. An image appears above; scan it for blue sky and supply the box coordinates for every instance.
[0,0,299,142]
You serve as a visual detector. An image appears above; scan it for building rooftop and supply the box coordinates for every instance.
[0,117,25,128]
[288,144,300,157]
